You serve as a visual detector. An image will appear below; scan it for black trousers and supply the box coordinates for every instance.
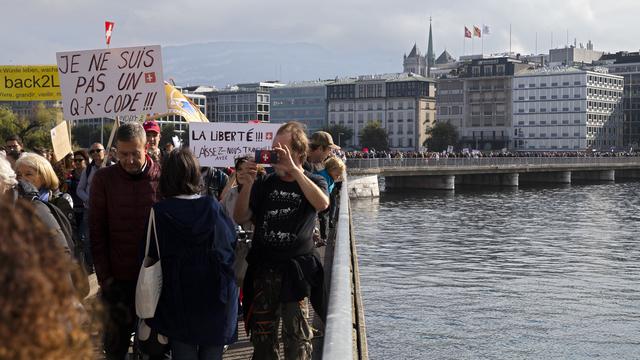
[101,279,137,360]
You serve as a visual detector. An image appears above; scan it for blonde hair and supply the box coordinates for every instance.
[15,153,59,190]
[324,156,346,175]
[276,122,308,163]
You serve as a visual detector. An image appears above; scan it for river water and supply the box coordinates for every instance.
[352,181,640,360]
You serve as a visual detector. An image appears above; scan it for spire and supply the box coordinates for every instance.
[426,16,435,77]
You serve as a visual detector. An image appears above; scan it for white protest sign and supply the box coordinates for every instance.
[190,122,283,167]
[50,121,72,160]
[56,45,167,120]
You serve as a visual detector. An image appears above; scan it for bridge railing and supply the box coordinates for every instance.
[323,174,357,358]
[346,156,640,169]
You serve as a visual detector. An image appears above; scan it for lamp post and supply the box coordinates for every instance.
[338,132,344,147]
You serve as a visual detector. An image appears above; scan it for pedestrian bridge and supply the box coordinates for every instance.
[346,157,640,190]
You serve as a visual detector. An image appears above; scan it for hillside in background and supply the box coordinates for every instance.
[162,41,401,87]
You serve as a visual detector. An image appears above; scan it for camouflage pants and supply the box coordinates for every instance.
[250,268,313,360]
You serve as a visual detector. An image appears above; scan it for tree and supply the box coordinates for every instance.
[322,124,354,148]
[359,121,389,151]
[424,121,459,152]
[0,104,61,151]
[160,124,177,147]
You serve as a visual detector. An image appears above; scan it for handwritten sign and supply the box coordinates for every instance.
[0,65,61,101]
[56,45,167,120]
[190,122,283,167]
[50,121,72,160]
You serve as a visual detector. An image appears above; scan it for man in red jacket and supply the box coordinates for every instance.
[90,122,161,360]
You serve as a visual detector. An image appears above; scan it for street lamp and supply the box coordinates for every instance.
[338,132,344,147]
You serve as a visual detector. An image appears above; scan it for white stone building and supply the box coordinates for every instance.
[512,67,623,151]
[326,73,436,151]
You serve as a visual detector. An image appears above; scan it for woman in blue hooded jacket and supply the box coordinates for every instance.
[147,148,238,360]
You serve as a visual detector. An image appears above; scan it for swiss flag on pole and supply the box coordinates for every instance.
[105,21,115,46]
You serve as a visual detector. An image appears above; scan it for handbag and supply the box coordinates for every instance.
[135,208,162,319]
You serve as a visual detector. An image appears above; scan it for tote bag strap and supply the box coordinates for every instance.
[144,207,161,258]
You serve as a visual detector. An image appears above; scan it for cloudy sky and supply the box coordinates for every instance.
[2,0,638,65]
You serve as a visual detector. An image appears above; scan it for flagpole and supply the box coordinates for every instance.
[481,21,484,55]
[509,24,512,54]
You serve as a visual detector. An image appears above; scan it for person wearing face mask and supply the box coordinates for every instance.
[89,122,161,360]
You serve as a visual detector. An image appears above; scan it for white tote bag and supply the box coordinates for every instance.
[135,208,162,319]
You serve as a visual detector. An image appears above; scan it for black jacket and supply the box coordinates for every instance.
[12,180,70,256]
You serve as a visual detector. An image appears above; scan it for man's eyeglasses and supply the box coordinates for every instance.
[89,149,104,154]
[73,158,84,163]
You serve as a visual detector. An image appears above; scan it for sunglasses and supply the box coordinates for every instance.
[73,158,84,163]
[89,149,104,154]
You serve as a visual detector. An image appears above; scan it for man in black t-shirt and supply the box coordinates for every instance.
[235,122,329,360]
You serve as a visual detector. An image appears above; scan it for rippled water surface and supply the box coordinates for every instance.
[352,181,640,360]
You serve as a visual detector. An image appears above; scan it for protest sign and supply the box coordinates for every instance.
[190,122,283,167]
[0,65,61,101]
[56,45,167,120]
[50,121,72,160]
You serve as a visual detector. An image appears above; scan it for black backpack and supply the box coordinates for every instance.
[38,200,76,257]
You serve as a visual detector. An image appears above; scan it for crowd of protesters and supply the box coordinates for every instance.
[0,121,346,360]
[345,149,640,160]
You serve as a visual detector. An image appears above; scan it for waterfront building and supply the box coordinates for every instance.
[435,76,465,131]
[548,42,602,66]
[512,67,623,151]
[270,80,331,134]
[598,51,640,148]
[195,82,283,122]
[459,57,532,150]
[327,73,436,151]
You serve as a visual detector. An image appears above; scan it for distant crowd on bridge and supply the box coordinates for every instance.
[345,150,640,160]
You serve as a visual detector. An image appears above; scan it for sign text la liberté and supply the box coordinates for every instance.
[56,45,167,120]
[190,122,283,167]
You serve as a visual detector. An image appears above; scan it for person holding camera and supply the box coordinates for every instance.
[234,122,329,360]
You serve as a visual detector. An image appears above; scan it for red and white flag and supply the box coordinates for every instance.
[473,25,482,38]
[105,21,115,46]
[464,26,472,38]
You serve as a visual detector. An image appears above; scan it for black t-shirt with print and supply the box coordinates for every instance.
[249,171,328,262]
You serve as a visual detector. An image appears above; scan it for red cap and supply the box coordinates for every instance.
[143,120,160,134]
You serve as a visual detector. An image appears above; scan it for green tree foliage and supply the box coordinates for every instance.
[359,121,389,151]
[0,104,61,151]
[71,123,114,149]
[424,121,459,152]
[322,124,354,148]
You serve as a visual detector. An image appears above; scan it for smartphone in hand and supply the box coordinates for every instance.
[255,149,279,164]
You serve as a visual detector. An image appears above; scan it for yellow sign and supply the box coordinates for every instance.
[50,121,72,161]
[0,65,62,101]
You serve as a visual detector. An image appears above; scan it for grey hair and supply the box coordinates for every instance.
[116,122,147,144]
[0,154,17,189]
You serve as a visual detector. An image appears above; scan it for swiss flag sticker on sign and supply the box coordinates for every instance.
[144,72,157,83]
[266,132,273,140]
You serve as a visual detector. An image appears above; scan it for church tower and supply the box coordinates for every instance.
[426,17,435,77]
[403,43,426,76]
